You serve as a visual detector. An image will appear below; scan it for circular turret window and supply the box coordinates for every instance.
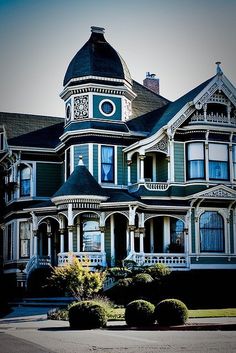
[99,99,116,117]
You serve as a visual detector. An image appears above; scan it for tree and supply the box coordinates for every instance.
[47,256,105,300]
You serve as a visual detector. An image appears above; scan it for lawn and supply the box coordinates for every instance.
[108,307,236,320]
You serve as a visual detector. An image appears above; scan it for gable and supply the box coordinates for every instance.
[189,185,236,200]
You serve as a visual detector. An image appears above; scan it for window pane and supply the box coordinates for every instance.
[20,166,31,196]
[188,143,204,160]
[19,222,31,258]
[101,146,114,182]
[209,161,228,180]
[82,220,101,252]
[200,212,224,252]
[209,144,228,161]
[188,160,205,179]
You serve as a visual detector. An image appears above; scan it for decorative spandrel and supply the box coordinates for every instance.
[74,95,89,119]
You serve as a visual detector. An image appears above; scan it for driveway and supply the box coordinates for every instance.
[1,306,236,353]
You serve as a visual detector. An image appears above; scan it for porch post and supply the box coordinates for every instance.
[59,229,65,253]
[127,160,132,185]
[33,231,38,256]
[68,203,74,252]
[139,228,144,253]
[150,218,154,253]
[46,221,52,257]
[129,226,135,252]
[100,226,105,252]
[76,217,80,252]
[139,155,145,182]
[110,214,115,266]
[163,217,170,252]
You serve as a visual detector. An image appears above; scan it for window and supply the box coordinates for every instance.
[209,144,228,180]
[82,216,101,252]
[101,146,114,182]
[19,165,31,196]
[65,148,71,179]
[170,218,184,252]
[0,132,4,150]
[19,221,31,258]
[7,223,14,260]
[187,143,205,179]
[233,145,236,180]
[200,211,224,252]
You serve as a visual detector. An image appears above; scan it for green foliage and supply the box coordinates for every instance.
[133,273,154,284]
[125,299,155,327]
[47,257,105,300]
[155,298,188,326]
[68,300,107,329]
[146,263,171,280]
[117,277,133,287]
[47,307,69,321]
[108,267,132,279]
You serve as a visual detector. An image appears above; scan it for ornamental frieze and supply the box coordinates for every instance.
[74,95,89,119]
[199,188,236,199]
[146,135,168,153]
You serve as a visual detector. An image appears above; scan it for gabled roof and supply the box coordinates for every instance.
[52,163,108,199]
[9,122,64,148]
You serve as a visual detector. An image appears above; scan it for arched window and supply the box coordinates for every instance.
[81,215,101,252]
[170,218,184,252]
[19,165,31,197]
[200,211,224,252]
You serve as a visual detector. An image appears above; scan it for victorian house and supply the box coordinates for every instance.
[0,27,236,288]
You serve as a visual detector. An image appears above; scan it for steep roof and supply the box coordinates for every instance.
[0,112,63,139]
[53,163,107,198]
[64,27,132,86]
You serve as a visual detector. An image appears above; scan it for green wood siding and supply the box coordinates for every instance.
[93,144,98,181]
[157,156,168,182]
[36,163,63,197]
[117,146,127,185]
[74,145,89,169]
[174,142,185,182]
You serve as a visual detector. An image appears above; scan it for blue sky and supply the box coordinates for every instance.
[0,0,235,117]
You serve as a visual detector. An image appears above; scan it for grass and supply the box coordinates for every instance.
[47,306,236,321]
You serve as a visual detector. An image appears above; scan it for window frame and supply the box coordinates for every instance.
[101,145,114,183]
[208,143,229,181]
[19,164,31,197]
[186,142,205,180]
[199,211,225,253]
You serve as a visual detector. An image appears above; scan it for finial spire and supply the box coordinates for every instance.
[78,155,84,166]
[91,26,105,34]
[215,61,223,75]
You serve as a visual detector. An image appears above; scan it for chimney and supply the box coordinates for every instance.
[143,72,160,95]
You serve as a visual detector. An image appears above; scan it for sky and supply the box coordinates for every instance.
[0,0,235,118]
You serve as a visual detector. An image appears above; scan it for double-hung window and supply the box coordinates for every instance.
[200,211,224,252]
[187,142,205,179]
[101,146,114,183]
[19,165,31,197]
[209,144,228,180]
[19,221,31,258]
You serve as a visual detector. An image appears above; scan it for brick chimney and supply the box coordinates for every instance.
[143,72,160,95]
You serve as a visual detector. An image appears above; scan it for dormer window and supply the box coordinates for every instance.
[101,146,114,183]
[19,164,31,197]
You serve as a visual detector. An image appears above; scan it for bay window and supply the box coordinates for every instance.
[200,211,224,252]
[19,221,31,258]
[187,142,205,179]
[101,145,114,183]
[209,143,228,180]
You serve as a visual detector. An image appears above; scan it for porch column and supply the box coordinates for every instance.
[59,229,65,253]
[68,226,74,252]
[68,203,74,252]
[150,218,154,253]
[127,160,132,185]
[163,217,170,252]
[139,228,144,253]
[110,214,115,266]
[129,226,135,252]
[46,221,52,257]
[33,231,38,256]
[76,217,80,252]
[139,155,145,182]
[100,226,105,252]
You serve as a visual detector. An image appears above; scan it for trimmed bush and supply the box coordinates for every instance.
[155,299,188,326]
[68,301,107,329]
[125,299,155,327]
[133,273,154,284]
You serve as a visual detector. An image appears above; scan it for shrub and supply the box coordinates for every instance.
[68,300,107,329]
[146,263,171,280]
[108,267,132,279]
[125,299,155,327]
[133,273,153,284]
[117,277,133,287]
[155,298,188,326]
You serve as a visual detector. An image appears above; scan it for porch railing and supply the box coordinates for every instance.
[25,255,51,277]
[128,182,169,193]
[126,252,189,268]
[57,252,106,268]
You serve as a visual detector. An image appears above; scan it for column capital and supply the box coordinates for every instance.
[99,226,106,232]
[59,228,66,234]
[128,225,136,231]
[68,225,75,232]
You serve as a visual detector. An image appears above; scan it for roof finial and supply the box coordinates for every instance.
[215,61,223,75]
[91,26,105,34]
[78,155,84,166]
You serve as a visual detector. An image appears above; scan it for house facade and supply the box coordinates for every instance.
[1,27,236,288]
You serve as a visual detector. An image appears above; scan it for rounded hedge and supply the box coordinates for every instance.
[133,273,154,284]
[68,301,107,329]
[125,299,155,327]
[155,299,188,326]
